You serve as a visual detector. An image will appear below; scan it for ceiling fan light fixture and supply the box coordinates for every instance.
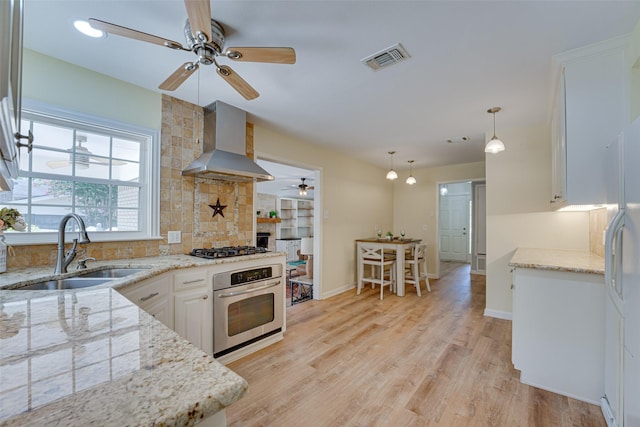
[485,107,505,154]
[386,151,398,180]
[75,20,105,38]
[298,178,309,196]
[406,160,416,185]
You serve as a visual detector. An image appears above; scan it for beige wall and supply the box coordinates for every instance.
[393,161,485,276]
[485,122,590,316]
[254,125,393,297]
[22,49,161,129]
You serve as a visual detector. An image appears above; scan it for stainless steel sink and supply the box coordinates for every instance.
[78,268,148,278]
[16,277,113,290]
[12,268,148,290]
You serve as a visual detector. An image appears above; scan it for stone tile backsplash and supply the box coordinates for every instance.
[8,95,255,269]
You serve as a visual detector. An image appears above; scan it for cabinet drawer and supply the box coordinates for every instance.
[120,274,171,309]
[174,268,208,291]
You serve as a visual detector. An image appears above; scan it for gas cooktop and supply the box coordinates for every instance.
[190,246,269,259]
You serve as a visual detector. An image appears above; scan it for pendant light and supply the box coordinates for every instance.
[386,151,398,180]
[406,160,416,185]
[485,107,505,154]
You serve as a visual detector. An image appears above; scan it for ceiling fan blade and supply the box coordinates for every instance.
[217,65,259,100]
[88,18,188,51]
[90,156,128,166]
[184,0,212,43]
[159,62,199,91]
[46,160,70,169]
[226,47,296,64]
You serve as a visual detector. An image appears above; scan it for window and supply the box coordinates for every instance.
[0,103,159,244]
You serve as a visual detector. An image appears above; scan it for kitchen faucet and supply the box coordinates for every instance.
[54,213,91,275]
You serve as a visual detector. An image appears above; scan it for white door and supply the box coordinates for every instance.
[439,194,469,262]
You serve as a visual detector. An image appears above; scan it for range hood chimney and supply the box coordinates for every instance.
[182,101,274,182]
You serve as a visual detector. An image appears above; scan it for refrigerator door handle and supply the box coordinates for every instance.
[605,209,625,289]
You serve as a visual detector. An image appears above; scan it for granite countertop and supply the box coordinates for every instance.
[0,253,284,426]
[509,248,605,275]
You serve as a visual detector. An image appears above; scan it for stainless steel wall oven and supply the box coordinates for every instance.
[213,263,283,358]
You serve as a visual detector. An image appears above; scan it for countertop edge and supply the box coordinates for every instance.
[0,253,289,425]
[508,248,605,276]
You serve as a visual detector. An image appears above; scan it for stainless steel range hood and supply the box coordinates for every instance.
[182,101,274,182]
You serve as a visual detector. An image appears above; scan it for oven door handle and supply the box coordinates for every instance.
[216,280,281,298]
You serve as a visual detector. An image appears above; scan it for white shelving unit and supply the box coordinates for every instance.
[276,198,313,239]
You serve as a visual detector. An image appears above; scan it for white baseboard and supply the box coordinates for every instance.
[322,283,356,299]
[520,373,601,406]
[483,308,512,320]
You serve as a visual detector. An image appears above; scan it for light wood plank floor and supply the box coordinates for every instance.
[226,264,605,426]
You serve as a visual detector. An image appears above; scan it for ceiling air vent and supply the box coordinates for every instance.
[361,43,410,71]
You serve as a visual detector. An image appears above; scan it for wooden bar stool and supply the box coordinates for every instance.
[357,243,396,300]
[404,243,430,296]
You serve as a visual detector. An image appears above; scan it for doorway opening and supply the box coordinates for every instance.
[255,158,322,306]
[436,180,486,278]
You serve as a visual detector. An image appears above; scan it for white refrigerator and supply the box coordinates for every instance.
[604,118,640,427]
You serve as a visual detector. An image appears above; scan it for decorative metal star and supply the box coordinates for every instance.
[209,198,227,218]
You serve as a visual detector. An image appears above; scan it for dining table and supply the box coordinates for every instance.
[355,237,422,297]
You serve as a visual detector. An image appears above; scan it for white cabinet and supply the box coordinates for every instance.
[173,268,213,356]
[276,198,313,239]
[276,239,301,262]
[0,0,26,190]
[118,273,173,329]
[512,268,605,403]
[551,38,629,207]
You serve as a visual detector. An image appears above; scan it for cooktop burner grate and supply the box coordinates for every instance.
[190,245,268,259]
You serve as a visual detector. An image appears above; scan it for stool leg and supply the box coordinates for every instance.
[413,261,421,297]
[422,258,431,292]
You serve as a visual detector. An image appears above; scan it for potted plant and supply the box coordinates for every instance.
[0,207,26,232]
[386,231,393,241]
[269,210,277,218]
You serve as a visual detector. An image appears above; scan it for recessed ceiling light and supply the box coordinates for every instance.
[74,20,105,38]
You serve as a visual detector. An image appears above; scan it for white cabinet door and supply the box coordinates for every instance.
[144,294,173,330]
[552,40,628,207]
[118,273,173,329]
[174,286,213,356]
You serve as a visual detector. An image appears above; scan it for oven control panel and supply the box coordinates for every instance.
[232,267,272,286]
[214,263,283,290]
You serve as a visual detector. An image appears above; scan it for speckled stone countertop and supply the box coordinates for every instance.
[0,253,284,426]
[509,248,604,275]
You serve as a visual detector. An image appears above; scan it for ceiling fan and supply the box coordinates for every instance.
[88,0,296,100]
[46,135,127,169]
[296,178,314,196]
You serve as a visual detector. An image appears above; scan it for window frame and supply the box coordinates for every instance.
[3,99,160,246]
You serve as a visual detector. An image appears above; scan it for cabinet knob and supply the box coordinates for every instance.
[202,294,209,300]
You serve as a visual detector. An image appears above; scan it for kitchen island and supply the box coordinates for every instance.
[0,253,285,426]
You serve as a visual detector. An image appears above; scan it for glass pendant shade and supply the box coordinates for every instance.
[386,151,398,180]
[485,107,505,154]
[484,136,505,154]
[405,160,416,185]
